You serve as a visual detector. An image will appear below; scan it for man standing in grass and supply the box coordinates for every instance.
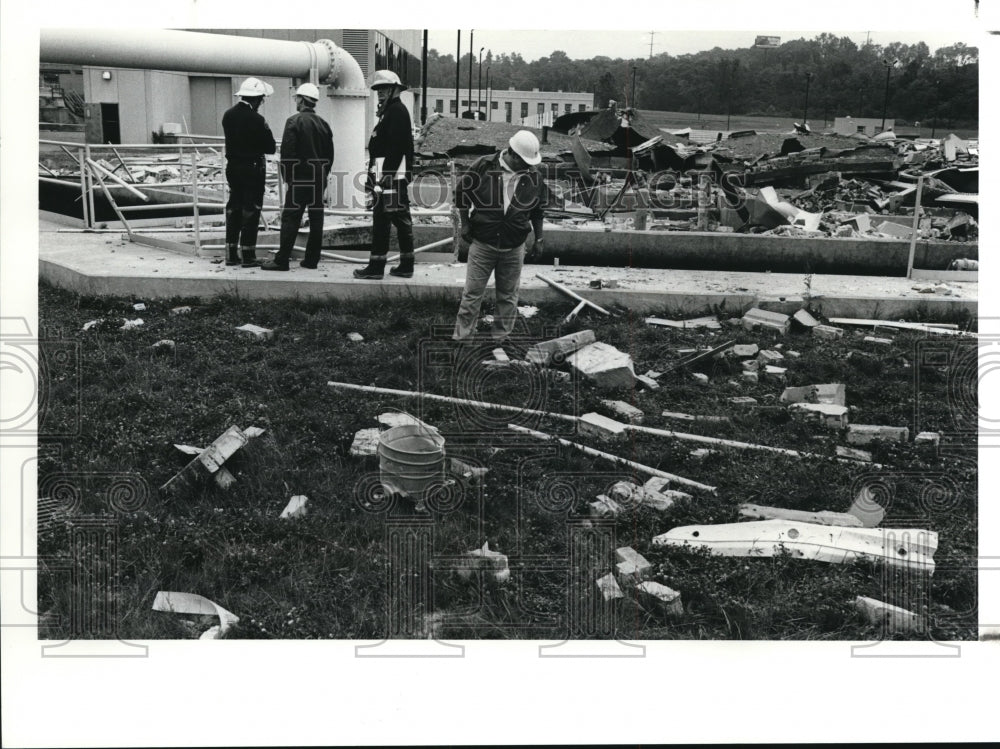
[262,83,334,271]
[452,130,548,345]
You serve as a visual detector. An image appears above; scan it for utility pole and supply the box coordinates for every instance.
[420,30,428,125]
[486,67,491,121]
[648,31,655,59]
[478,46,484,119]
[880,58,894,133]
[468,30,474,119]
[455,30,460,118]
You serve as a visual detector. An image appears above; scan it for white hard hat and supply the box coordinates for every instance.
[370,70,406,91]
[295,83,321,101]
[508,130,542,165]
[236,78,274,97]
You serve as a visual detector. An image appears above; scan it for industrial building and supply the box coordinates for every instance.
[424,86,592,125]
[833,116,896,137]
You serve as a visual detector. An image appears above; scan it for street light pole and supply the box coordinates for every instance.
[803,72,813,126]
[486,66,491,121]
[455,30,460,119]
[478,47,484,119]
[467,29,473,118]
[880,58,893,133]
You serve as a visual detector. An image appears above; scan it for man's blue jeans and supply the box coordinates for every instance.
[452,239,525,342]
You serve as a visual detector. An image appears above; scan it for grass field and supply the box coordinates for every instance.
[36,280,977,641]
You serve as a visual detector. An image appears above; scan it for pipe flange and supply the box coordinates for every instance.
[315,38,339,84]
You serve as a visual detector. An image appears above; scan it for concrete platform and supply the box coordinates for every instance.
[38,220,977,320]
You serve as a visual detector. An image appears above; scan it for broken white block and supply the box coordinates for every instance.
[793,309,820,328]
[915,431,941,446]
[526,329,596,366]
[596,573,625,602]
[780,383,846,406]
[133,302,147,312]
[763,365,787,382]
[741,360,759,372]
[741,308,790,334]
[836,445,872,462]
[590,495,622,518]
[731,344,759,358]
[854,596,921,634]
[151,339,175,353]
[82,319,102,331]
[492,347,510,363]
[691,372,709,386]
[579,412,627,439]
[517,305,539,318]
[456,542,510,583]
[636,581,683,617]
[152,591,239,640]
[170,306,192,315]
[636,374,660,390]
[347,332,364,342]
[280,495,309,519]
[689,448,720,460]
[847,424,910,445]
[236,323,274,340]
[615,547,653,579]
[120,318,145,330]
[243,426,266,439]
[728,396,758,407]
[864,336,893,345]
[349,427,382,456]
[615,560,646,587]
[567,342,637,390]
[602,400,645,424]
[757,349,784,365]
[785,350,801,358]
[738,502,863,527]
[789,402,848,429]
[742,371,759,383]
[813,324,844,339]
[643,477,670,494]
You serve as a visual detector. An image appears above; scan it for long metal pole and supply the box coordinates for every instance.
[881,63,891,132]
[468,30,473,118]
[455,31,460,118]
[421,30,429,126]
[477,47,483,118]
[190,147,201,251]
[906,175,925,279]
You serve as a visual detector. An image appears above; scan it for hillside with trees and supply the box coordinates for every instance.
[425,35,978,127]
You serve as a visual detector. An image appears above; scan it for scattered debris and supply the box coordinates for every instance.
[349,428,382,457]
[590,494,623,518]
[836,445,872,462]
[847,424,910,445]
[661,410,730,424]
[235,323,274,341]
[644,315,720,330]
[133,302,147,312]
[780,383,846,406]
[151,591,239,639]
[376,412,433,431]
[915,431,942,446]
[120,318,144,330]
[596,573,625,602]
[579,411,628,439]
[347,332,364,342]
[731,344,759,358]
[828,318,975,337]
[170,306,192,315]
[280,495,309,519]
[517,305,540,318]
[160,425,250,496]
[449,457,489,484]
[492,347,510,363]
[615,547,653,586]
[526,329,596,366]
[689,448,720,460]
[789,402,848,429]
[653,519,937,571]
[864,336,894,345]
[567,341,637,390]
[738,502,863,527]
[757,349,784,365]
[854,596,921,634]
[636,374,660,390]
[691,372,710,386]
[602,400,644,424]
[455,542,510,583]
[82,319,101,331]
[150,339,175,355]
[741,308,790,335]
[728,396,758,408]
[812,324,844,339]
[536,273,611,322]
[636,581,683,617]
[762,365,787,383]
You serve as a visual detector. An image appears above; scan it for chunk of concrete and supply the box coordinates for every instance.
[615,547,653,581]
[347,332,364,342]
[741,360,760,372]
[120,318,145,330]
[643,477,670,494]
[455,542,510,583]
[785,350,801,358]
[847,425,909,445]
[813,324,844,339]
[526,329,596,366]
[757,349,784,365]
[160,425,250,496]
[151,339,175,355]
[579,412,627,439]
[636,374,661,390]
[763,366,787,383]
[170,306,192,315]
[567,342,637,390]
[738,502,862,527]
[854,596,921,634]
[742,370,759,383]
[236,323,274,340]
[836,445,872,462]
[741,308,790,335]
[731,344,759,358]
[728,396,758,408]
[280,495,309,519]
[793,309,820,328]
[596,573,625,602]
[915,431,941,446]
[590,495,622,518]
[636,581,683,617]
[864,336,894,345]
[691,372,709,386]
[615,560,646,587]
[780,383,846,406]
[349,427,382,456]
[602,400,645,424]
[689,448,720,460]
[789,402,848,429]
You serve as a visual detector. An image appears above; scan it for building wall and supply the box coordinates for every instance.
[834,116,895,137]
[424,86,591,122]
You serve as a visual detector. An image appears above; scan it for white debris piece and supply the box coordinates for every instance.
[152,591,239,640]
[347,332,364,342]
[280,495,309,519]
[567,342,637,390]
[120,318,145,330]
[236,323,274,340]
[349,428,382,457]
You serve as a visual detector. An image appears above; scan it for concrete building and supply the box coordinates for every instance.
[425,86,592,126]
[833,116,896,137]
[71,28,423,144]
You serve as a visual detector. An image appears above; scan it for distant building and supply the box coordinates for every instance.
[834,116,895,137]
[425,86,592,126]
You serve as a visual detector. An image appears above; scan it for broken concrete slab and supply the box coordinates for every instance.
[915,431,941,446]
[854,595,921,634]
[762,365,787,383]
[347,332,364,342]
[567,342,637,390]
[602,400,645,424]
[349,427,382,457]
[741,360,760,372]
[160,425,249,496]
[812,324,844,339]
[120,318,144,330]
[836,445,873,462]
[691,372,709,386]
[757,349,784,365]
[280,495,309,519]
[847,424,909,445]
[741,308,790,335]
[644,315,721,330]
[690,448,720,460]
[789,402,849,429]
[615,547,653,582]
[792,309,820,328]
[170,306,192,315]
[596,573,625,602]
[636,581,683,617]
[492,347,510,363]
[526,329,596,366]
[780,383,846,406]
[738,502,863,527]
[864,336,893,345]
[636,374,660,390]
[455,541,510,583]
[579,412,628,439]
[728,396,758,408]
[661,411,730,424]
[590,494,623,518]
[742,370,759,383]
[236,323,274,341]
[731,344,759,358]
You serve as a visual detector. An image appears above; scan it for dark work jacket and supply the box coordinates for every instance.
[280,108,334,184]
[368,97,413,183]
[222,101,276,162]
[456,151,548,249]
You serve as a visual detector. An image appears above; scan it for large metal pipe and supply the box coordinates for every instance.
[39,28,365,89]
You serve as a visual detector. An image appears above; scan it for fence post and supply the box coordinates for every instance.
[190,146,201,250]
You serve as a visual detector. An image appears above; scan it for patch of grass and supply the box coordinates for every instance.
[36,280,977,640]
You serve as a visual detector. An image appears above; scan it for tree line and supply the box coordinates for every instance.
[425,34,978,127]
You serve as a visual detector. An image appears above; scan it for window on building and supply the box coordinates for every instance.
[462,100,469,107]
[450,100,457,114]
[521,102,528,118]
[537,103,545,115]
[491,101,498,109]
[551,103,558,113]
[436,99,444,113]
[505,102,513,123]
[578,104,586,112]
[564,103,572,114]
[856,125,866,133]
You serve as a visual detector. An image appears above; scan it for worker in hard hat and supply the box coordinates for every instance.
[263,83,334,271]
[354,70,416,280]
[452,130,548,344]
[222,77,276,268]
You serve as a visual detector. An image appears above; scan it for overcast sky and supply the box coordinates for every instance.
[426,29,982,63]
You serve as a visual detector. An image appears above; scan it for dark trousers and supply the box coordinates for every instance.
[372,180,414,256]
[277,179,326,265]
[225,159,266,248]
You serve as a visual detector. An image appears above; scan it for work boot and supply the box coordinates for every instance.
[261,260,289,271]
[299,260,318,269]
[225,243,240,266]
[240,247,263,268]
[388,253,414,278]
[353,255,386,280]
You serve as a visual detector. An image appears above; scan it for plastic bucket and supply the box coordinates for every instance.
[378,424,446,498]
